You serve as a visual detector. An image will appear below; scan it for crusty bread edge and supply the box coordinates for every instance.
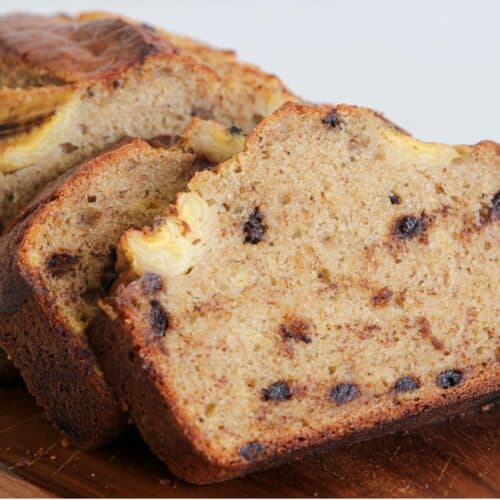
[0,141,158,447]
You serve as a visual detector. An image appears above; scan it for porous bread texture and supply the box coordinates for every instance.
[0,11,296,231]
[0,119,246,447]
[95,102,500,483]
[77,11,292,128]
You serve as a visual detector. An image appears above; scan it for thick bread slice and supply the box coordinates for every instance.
[0,120,246,447]
[91,103,500,483]
[0,12,296,232]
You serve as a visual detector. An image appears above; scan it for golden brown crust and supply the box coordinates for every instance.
[0,229,126,447]
[0,142,155,447]
[0,14,176,85]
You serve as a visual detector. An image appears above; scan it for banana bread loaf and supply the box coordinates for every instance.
[91,102,499,483]
[0,9,295,386]
[0,120,246,447]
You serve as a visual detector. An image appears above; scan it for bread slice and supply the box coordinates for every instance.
[0,11,296,232]
[90,102,500,483]
[0,119,246,447]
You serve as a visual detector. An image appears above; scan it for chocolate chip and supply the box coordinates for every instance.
[262,381,292,401]
[142,273,163,294]
[46,253,80,277]
[371,287,393,306]
[112,80,121,89]
[228,125,243,135]
[329,383,358,404]
[492,191,500,213]
[87,195,97,203]
[190,106,211,119]
[322,111,341,128]
[394,376,419,392]
[240,441,263,461]
[436,369,462,389]
[394,215,427,239]
[279,319,312,343]
[150,300,168,337]
[243,208,265,244]
[389,193,401,205]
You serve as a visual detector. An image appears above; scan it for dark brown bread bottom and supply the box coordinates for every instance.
[90,300,499,484]
[0,349,18,384]
[0,218,125,447]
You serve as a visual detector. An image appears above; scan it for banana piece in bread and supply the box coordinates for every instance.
[0,120,246,448]
[0,11,296,232]
[91,103,499,483]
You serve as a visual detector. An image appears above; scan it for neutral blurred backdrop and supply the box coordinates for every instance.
[2,0,499,144]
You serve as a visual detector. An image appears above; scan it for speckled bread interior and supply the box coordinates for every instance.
[0,9,295,405]
[0,120,246,447]
[92,102,499,483]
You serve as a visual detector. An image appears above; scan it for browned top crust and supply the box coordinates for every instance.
[0,14,177,85]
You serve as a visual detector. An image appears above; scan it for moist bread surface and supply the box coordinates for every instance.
[92,103,499,483]
[0,120,246,447]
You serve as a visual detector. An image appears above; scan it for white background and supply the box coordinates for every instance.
[1,0,499,144]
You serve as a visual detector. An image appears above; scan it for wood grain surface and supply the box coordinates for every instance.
[0,466,53,498]
[0,383,498,498]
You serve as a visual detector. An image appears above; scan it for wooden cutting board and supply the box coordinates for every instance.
[0,383,498,498]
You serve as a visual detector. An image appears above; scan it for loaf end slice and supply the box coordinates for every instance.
[0,120,245,447]
[91,102,499,482]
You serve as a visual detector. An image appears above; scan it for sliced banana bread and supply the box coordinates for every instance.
[91,103,499,483]
[0,10,294,381]
[0,11,296,232]
[0,120,246,447]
